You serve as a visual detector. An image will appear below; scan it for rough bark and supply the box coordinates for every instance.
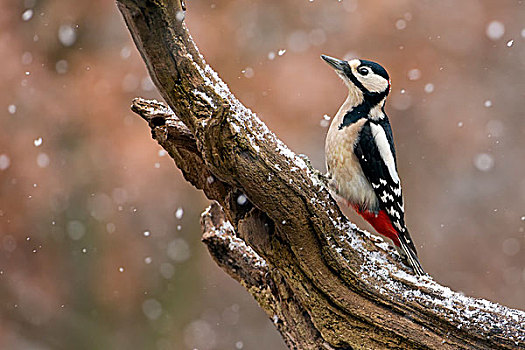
[117,1,525,349]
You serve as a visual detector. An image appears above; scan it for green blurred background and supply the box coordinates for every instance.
[1,0,524,349]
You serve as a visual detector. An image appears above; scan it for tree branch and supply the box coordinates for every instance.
[118,2,525,349]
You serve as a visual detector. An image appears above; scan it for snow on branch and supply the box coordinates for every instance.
[119,1,524,349]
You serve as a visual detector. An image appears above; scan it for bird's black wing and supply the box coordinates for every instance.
[354,121,414,249]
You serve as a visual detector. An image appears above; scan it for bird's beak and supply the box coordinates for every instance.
[321,55,346,72]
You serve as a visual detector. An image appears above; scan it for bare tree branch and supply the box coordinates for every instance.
[118,1,525,349]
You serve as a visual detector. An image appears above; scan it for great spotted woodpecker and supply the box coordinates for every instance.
[322,54,425,276]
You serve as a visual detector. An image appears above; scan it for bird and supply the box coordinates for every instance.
[321,54,425,276]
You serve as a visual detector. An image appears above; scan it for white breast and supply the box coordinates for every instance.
[325,106,379,211]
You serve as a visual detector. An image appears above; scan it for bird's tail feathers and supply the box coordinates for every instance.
[398,234,426,276]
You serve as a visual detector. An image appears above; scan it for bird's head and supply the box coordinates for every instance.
[321,55,391,103]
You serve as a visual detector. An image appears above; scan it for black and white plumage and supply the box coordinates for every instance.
[322,55,425,276]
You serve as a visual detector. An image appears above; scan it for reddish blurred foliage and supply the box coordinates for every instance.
[0,1,524,349]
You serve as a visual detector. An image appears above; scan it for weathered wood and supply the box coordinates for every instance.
[118,1,525,349]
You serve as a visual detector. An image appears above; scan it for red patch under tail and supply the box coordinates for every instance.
[350,204,400,246]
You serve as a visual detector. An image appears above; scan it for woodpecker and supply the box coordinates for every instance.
[321,54,425,276]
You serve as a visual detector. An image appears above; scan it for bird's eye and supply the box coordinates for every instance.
[357,67,369,76]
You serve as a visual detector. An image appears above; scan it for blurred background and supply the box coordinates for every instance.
[0,0,524,349]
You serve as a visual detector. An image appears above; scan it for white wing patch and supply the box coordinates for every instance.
[390,185,401,196]
[369,123,400,183]
[386,206,400,219]
[380,190,394,202]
